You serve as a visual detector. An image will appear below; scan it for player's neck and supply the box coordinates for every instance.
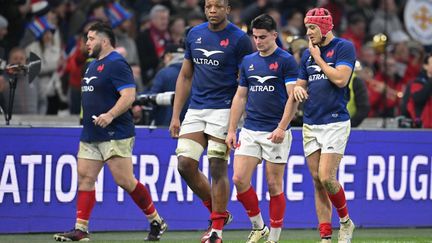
[97,47,115,60]
[320,33,335,47]
[208,20,229,32]
[259,44,278,57]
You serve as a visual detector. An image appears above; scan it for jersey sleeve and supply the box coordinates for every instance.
[284,55,299,84]
[184,30,192,60]
[238,60,248,87]
[111,59,136,91]
[235,34,253,67]
[298,51,310,81]
[335,41,356,69]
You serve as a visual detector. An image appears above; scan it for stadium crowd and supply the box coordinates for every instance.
[0,0,431,128]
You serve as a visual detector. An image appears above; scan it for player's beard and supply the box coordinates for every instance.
[89,43,102,59]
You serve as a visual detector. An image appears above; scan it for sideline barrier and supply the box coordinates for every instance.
[0,127,432,233]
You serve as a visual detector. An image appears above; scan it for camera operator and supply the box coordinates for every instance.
[1,47,39,114]
[132,43,189,126]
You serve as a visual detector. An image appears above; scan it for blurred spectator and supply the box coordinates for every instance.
[87,0,108,23]
[289,38,308,64]
[47,0,68,43]
[168,15,186,46]
[26,15,65,114]
[0,15,7,42]
[341,11,366,56]
[347,61,370,127]
[241,0,270,25]
[185,10,205,27]
[404,53,432,128]
[0,0,30,55]
[358,42,378,76]
[350,0,375,33]
[367,55,404,117]
[133,44,188,126]
[284,9,305,36]
[20,0,52,48]
[1,47,39,114]
[369,0,403,36]
[136,4,170,88]
[107,2,140,66]
[321,0,347,33]
[389,30,422,85]
[175,0,203,18]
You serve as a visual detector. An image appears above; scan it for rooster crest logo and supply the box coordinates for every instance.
[220,38,229,47]
[97,64,105,73]
[326,49,335,58]
[269,62,279,71]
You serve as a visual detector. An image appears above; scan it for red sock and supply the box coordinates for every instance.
[129,182,155,215]
[269,193,285,228]
[236,186,260,217]
[327,186,348,218]
[76,190,96,220]
[202,199,212,213]
[319,222,332,238]
[210,211,228,230]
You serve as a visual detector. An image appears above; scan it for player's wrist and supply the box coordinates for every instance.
[277,126,286,131]
[108,111,116,119]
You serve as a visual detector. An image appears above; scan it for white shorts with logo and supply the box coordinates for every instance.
[302,120,351,157]
[78,137,135,161]
[234,127,292,164]
[179,109,230,139]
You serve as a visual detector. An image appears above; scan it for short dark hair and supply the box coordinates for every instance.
[88,22,116,47]
[205,0,229,6]
[251,14,276,32]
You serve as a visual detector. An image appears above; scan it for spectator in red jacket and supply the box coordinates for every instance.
[406,53,432,128]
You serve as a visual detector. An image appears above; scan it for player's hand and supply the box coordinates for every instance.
[225,131,237,150]
[293,85,308,102]
[169,117,180,138]
[93,113,114,128]
[267,127,285,144]
[308,39,321,59]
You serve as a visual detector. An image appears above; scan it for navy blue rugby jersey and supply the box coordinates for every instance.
[184,22,253,109]
[81,51,136,142]
[298,37,356,125]
[239,47,298,132]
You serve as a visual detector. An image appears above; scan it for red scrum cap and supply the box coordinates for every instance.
[304,8,334,36]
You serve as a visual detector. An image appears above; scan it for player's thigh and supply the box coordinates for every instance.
[306,150,322,180]
[261,129,292,163]
[234,128,262,161]
[303,123,321,157]
[77,141,104,180]
[203,109,230,140]
[100,138,136,190]
[179,109,207,138]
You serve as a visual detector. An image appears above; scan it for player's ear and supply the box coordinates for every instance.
[225,5,231,15]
